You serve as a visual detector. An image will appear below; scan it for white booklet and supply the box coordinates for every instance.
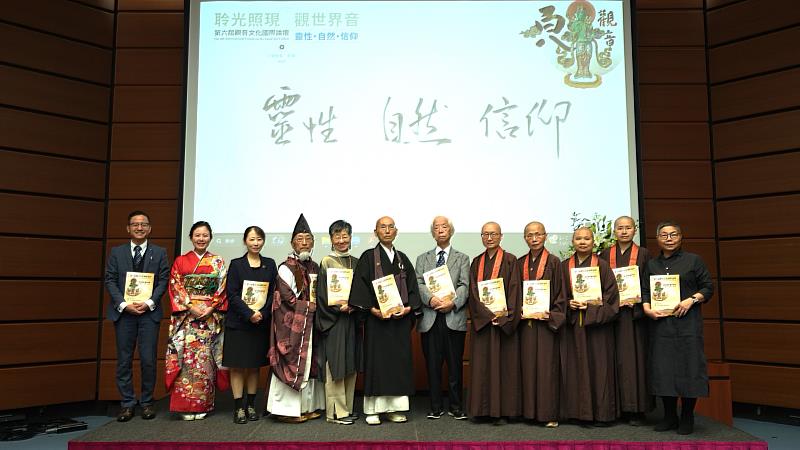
[423,265,456,302]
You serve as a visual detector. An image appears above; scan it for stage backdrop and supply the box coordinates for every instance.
[0,0,798,413]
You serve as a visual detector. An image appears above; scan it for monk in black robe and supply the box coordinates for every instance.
[467,221,521,424]
[599,216,653,426]
[560,226,620,426]
[517,221,566,426]
[643,220,713,435]
[349,216,421,425]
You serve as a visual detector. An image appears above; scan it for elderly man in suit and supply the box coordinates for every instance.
[415,216,471,420]
[104,210,169,422]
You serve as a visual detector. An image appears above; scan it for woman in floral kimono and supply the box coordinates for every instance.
[166,221,228,420]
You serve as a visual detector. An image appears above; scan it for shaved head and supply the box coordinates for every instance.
[524,221,546,234]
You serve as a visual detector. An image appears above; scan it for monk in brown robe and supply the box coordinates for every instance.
[599,216,653,426]
[560,227,620,426]
[467,222,521,424]
[517,221,566,427]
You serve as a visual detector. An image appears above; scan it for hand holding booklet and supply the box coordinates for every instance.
[326,268,353,306]
[570,266,603,306]
[612,265,642,306]
[241,280,269,311]
[649,274,681,314]
[372,274,404,318]
[521,279,550,320]
[124,272,154,304]
[423,265,456,303]
[477,278,508,318]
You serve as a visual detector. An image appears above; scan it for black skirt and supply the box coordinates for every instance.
[222,326,269,368]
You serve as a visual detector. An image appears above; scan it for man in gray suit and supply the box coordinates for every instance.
[415,216,470,420]
[104,210,169,422]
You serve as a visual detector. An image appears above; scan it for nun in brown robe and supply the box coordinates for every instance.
[516,221,566,426]
[466,222,521,423]
[559,227,620,425]
[599,216,654,425]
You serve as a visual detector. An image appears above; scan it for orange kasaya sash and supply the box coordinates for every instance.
[522,249,549,281]
[477,248,504,283]
[609,243,639,269]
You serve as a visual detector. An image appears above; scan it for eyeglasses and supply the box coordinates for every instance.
[525,233,546,239]
[658,232,680,239]
[129,222,150,228]
[378,224,396,230]
[481,232,500,238]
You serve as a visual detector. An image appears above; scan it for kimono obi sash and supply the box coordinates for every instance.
[183,274,219,306]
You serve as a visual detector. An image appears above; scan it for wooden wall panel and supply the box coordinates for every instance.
[704,282,721,319]
[639,123,710,161]
[0,193,104,238]
[638,85,708,122]
[75,0,115,10]
[725,322,800,364]
[711,68,800,122]
[717,195,800,238]
[0,150,106,199]
[722,281,800,321]
[0,23,112,85]
[116,12,184,48]
[706,0,743,9]
[0,322,98,364]
[719,237,800,278]
[0,65,110,122]
[119,0,184,10]
[641,162,713,198]
[0,108,108,160]
[637,48,706,84]
[709,26,800,84]
[705,320,722,360]
[3,0,113,47]
[643,200,715,238]
[106,200,179,239]
[115,49,183,85]
[706,0,800,47]
[0,237,103,278]
[636,11,705,46]
[0,363,97,410]
[98,360,167,401]
[101,320,169,359]
[0,281,100,322]
[113,86,182,123]
[108,162,180,199]
[111,124,182,161]
[715,152,800,198]
[713,110,800,160]
[730,363,800,409]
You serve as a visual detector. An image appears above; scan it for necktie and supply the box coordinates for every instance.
[436,250,445,267]
[134,245,143,268]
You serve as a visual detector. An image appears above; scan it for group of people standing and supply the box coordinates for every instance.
[105,211,713,436]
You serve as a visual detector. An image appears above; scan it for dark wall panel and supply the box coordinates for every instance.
[641,162,713,198]
[715,152,800,199]
[713,110,800,160]
[719,237,800,278]
[111,124,182,161]
[0,322,98,364]
[709,26,800,84]
[0,150,106,199]
[0,108,108,161]
[115,49,183,85]
[643,200,715,238]
[730,363,800,408]
[638,85,709,122]
[116,12,183,47]
[722,281,800,321]
[0,281,101,322]
[0,193,104,238]
[113,86,182,123]
[639,123,710,161]
[4,0,113,47]
[0,237,103,278]
[0,363,97,410]
[637,48,706,84]
[706,0,800,47]
[717,195,800,238]
[710,68,800,122]
[108,162,180,199]
[636,10,705,46]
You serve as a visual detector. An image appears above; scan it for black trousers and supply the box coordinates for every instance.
[114,313,160,407]
[421,313,466,411]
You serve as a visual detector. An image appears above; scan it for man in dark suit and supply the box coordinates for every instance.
[104,210,169,422]
[415,216,470,420]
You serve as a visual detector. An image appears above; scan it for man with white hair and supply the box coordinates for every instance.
[415,216,470,420]
[267,214,325,423]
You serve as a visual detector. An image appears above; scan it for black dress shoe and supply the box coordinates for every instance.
[627,412,645,427]
[677,415,694,435]
[492,417,508,426]
[654,416,679,432]
[234,407,248,424]
[449,409,468,420]
[592,420,613,427]
[247,406,259,421]
[141,405,156,420]
[117,407,134,422]
[427,410,444,419]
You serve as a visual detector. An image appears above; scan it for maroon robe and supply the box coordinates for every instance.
[268,256,320,390]
[559,254,620,422]
[599,244,654,414]
[467,249,521,418]
[517,250,566,422]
